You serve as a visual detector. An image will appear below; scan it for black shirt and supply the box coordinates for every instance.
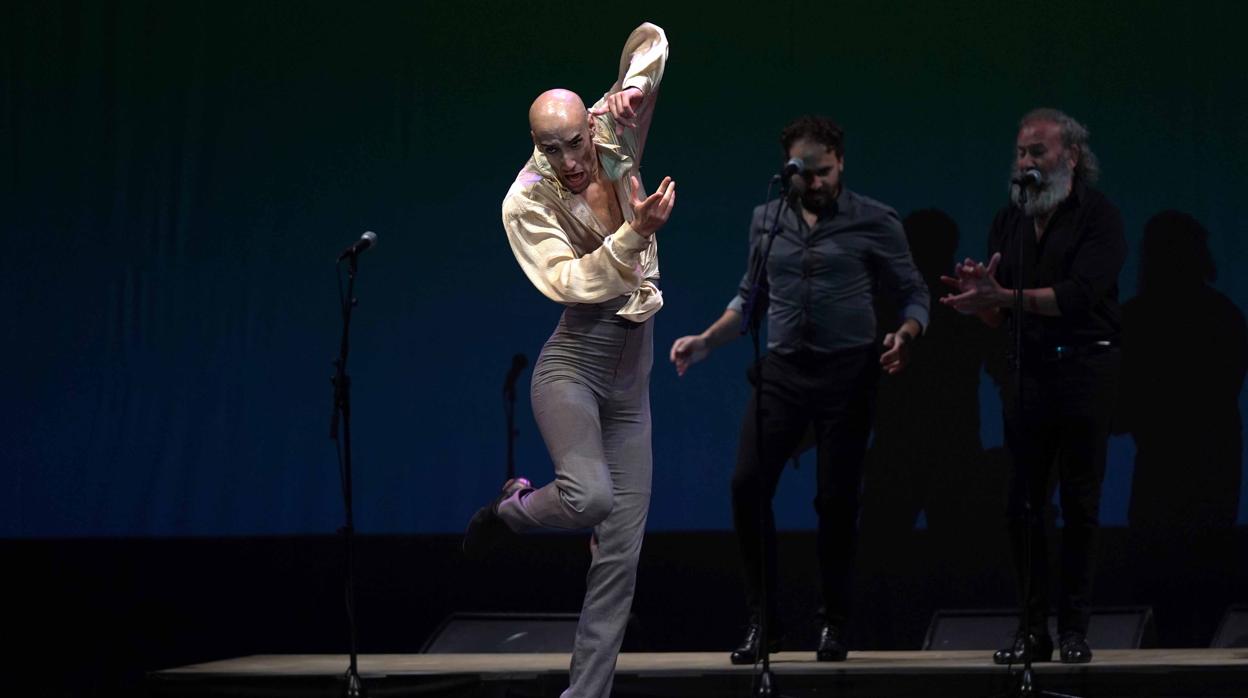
[988,180,1126,349]
[729,188,929,355]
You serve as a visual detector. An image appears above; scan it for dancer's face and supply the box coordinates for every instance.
[530,89,597,194]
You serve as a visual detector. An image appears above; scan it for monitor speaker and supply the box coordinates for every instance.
[922,607,1156,651]
[1211,604,1248,648]
[422,612,579,653]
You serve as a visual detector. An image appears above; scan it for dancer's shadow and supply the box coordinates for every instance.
[855,209,1010,648]
[1118,210,1247,645]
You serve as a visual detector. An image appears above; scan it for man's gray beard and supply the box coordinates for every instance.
[1010,161,1073,216]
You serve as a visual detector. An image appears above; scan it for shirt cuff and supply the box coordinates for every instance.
[603,224,648,283]
[902,305,929,335]
[621,78,649,96]
[727,295,746,314]
[609,223,649,255]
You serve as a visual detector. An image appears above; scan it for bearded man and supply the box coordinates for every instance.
[670,115,928,664]
[941,108,1126,664]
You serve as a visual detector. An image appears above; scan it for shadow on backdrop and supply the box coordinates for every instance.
[1118,210,1247,645]
[855,209,1011,648]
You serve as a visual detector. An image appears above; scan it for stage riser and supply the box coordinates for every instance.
[6,529,1246,695]
[147,665,1248,698]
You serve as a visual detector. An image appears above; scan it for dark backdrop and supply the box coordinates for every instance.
[4,0,1247,538]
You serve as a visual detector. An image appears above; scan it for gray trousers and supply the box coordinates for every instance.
[497,297,653,698]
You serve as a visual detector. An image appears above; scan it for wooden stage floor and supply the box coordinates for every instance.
[149,649,1248,697]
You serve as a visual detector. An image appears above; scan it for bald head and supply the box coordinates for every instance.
[529,89,587,134]
[528,88,597,193]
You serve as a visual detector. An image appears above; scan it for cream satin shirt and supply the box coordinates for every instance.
[502,23,668,323]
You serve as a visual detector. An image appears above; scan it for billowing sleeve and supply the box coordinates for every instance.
[503,194,650,305]
[613,23,667,98]
[594,23,668,165]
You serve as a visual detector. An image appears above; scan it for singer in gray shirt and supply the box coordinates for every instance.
[670,115,928,664]
[726,188,929,354]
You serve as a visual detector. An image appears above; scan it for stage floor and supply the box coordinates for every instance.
[150,649,1248,697]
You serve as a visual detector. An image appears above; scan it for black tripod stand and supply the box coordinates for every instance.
[994,182,1080,698]
[329,244,371,698]
[737,177,805,698]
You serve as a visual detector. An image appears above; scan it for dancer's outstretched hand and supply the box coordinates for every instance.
[630,175,675,238]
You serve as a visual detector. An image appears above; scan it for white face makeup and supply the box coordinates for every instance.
[530,89,596,194]
[534,121,596,193]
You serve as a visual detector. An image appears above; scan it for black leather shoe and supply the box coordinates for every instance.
[992,632,1054,665]
[1059,632,1092,663]
[816,624,848,662]
[462,477,531,560]
[729,623,783,665]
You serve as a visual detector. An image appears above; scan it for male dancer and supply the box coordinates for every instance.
[463,22,675,698]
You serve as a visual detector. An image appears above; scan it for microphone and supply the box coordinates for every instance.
[337,231,377,261]
[1012,168,1043,187]
[770,158,806,183]
[780,157,805,180]
[779,157,806,201]
[503,353,528,395]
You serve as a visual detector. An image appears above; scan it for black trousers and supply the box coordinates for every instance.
[1002,349,1120,637]
[731,346,879,629]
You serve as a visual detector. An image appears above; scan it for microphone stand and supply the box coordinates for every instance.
[738,177,802,698]
[996,184,1078,698]
[503,354,527,481]
[330,251,367,698]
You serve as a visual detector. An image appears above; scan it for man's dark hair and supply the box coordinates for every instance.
[780,115,844,158]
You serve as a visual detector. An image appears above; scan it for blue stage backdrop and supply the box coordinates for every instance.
[4,1,1246,537]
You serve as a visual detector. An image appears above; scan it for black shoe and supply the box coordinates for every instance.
[816,624,848,662]
[729,623,783,665]
[1059,632,1092,663]
[462,477,531,560]
[992,632,1054,665]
